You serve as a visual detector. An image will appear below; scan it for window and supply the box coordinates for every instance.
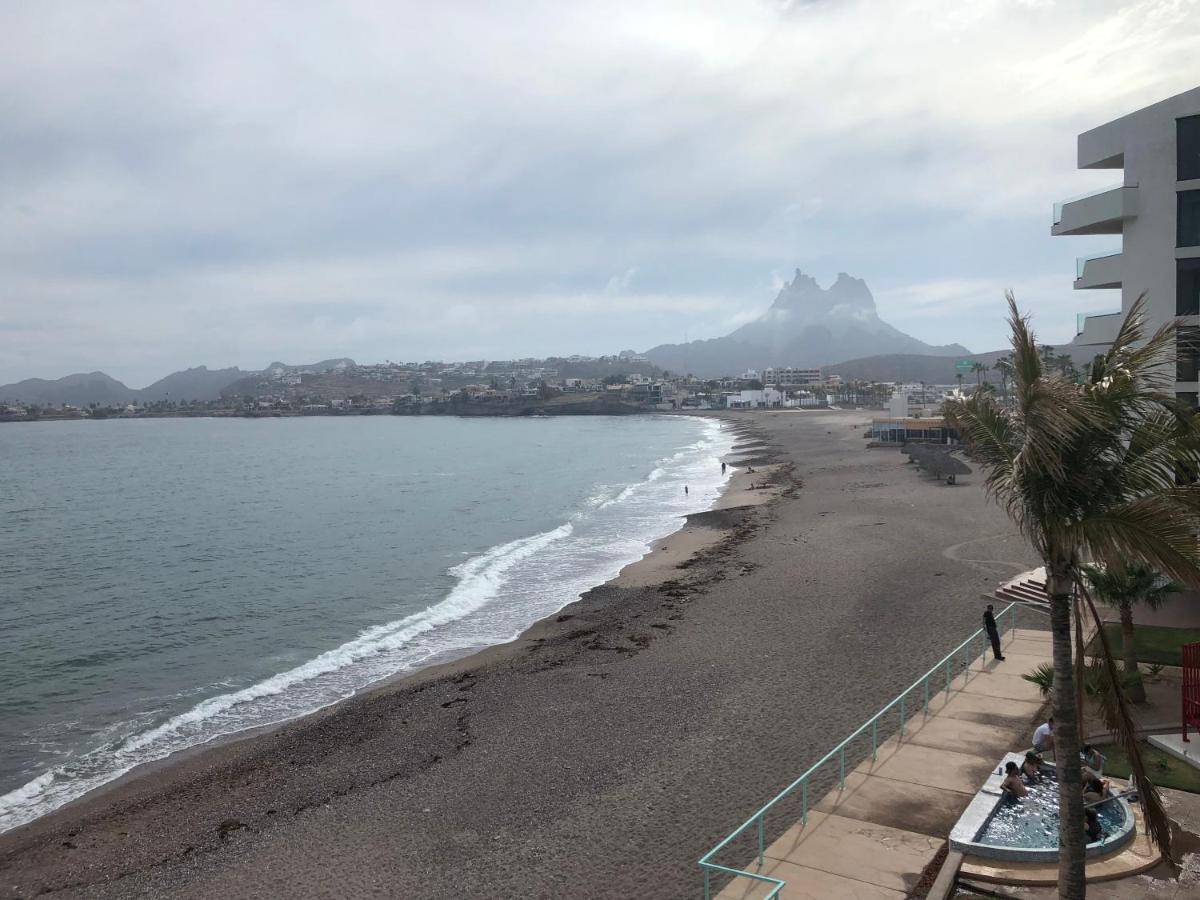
[1180,258,1200,316]
[1180,115,1200,182]
[1176,392,1198,411]
[1178,327,1200,381]
[1180,190,1200,247]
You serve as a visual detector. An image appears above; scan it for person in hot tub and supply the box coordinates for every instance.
[1001,761,1028,799]
[1083,768,1110,806]
[1022,751,1044,782]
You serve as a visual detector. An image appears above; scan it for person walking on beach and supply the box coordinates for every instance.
[983,604,1005,661]
[721,461,726,475]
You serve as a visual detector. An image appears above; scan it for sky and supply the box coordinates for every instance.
[2,0,1199,387]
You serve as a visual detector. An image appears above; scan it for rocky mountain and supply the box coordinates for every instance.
[644,270,969,376]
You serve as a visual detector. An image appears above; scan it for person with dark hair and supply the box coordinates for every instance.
[983,604,1005,660]
[1001,761,1028,799]
[1082,768,1109,805]
[1085,807,1103,842]
[1022,751,1043,782]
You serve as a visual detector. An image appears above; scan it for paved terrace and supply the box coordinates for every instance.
[716,627,1054,900]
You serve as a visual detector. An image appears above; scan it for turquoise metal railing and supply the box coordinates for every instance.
[698,603,1019,900]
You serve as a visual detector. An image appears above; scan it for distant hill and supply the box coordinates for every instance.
[0,358,357,406]
[139,366,245,402]
[644,270,968,377]
[0,372,137,406]
[825,345,1102,384]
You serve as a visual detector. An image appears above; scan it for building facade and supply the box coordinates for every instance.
[1052,86,1200,407]
[762,367,822,387]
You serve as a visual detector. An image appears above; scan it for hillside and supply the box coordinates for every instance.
[825,345,1102,384]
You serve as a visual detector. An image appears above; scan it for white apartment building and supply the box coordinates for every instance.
[1052,86,1200,406]
[762,367,822,387]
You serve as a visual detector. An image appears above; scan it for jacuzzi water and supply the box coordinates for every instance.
[978,775,1125,849]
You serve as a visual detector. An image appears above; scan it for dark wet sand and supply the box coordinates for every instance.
[0,411,1039,899]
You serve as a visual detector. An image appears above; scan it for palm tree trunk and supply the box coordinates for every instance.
[1048,569,1087,898]
[1120,602,1146,704]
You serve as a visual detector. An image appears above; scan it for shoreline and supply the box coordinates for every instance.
[0,410,1039,900]
[0,414,762,838]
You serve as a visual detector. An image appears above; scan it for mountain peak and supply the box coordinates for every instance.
[642,266,968,377]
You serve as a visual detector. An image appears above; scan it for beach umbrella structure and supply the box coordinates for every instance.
[901,443,971,484]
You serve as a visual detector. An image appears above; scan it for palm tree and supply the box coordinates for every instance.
[993,354,1014,403]
[1082,562,1181,703]
[944,293,1200,898]
[956,372,964,395]
[971,361,987,386]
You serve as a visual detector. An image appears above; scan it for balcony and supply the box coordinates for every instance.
[1074,250,1122,289]
[1051,184,1138,236]
[1075,309,1122,345]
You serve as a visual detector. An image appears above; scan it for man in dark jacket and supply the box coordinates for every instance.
[984,604,1005,660]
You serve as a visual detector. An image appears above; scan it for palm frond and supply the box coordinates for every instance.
[1078,496,1200,588]
[1077,581,1173,857]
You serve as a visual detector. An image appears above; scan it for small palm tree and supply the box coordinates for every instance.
[971,361,987,386]
[1082,563,1181,703]
[945,293,1200,898]
[993,354,1014,404]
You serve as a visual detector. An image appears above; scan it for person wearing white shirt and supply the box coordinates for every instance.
[1033,717,1054,753]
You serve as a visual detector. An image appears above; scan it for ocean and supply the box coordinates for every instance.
[0,414,732,834]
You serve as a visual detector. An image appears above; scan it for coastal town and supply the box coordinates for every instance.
[1,352,1054,422]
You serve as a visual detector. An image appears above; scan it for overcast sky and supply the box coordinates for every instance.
[2,1,1199,387]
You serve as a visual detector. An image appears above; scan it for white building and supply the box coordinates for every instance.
[1052,86,1200,407]
[726,388,784,408]
[762,367,822,387]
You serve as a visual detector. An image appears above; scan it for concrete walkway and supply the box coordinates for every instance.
[715,628,1052,900]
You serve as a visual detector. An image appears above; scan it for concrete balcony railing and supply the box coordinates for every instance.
[1075,309,1123,345]
[1051,184,1138,236]
[1074,250,1122,290]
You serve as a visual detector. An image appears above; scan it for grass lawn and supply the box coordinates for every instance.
[1098,623,1200,667]
[1100,741,1200,794]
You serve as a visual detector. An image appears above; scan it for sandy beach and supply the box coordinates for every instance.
[0,411,1040,899]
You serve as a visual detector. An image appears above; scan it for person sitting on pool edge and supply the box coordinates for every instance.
[1081,743,1103,776]
[1032,716,1054,753]
[1085,807,1103,842]
[1021,751,1044,782]
[1001,761,1028,799]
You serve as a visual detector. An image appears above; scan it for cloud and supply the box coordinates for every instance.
[1,0,1198,384]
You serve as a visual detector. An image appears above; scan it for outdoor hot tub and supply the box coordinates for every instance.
[949,752,1136,863]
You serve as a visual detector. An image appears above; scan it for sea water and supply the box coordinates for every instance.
[0,414,733,833]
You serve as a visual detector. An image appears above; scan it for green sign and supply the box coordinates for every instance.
[955,359,974,373]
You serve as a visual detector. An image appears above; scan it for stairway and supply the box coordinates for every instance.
[994,571,1050,612]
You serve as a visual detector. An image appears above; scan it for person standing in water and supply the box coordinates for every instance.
[684,485,689,495]
[721,461,726,475]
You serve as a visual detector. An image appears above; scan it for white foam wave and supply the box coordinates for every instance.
[0,417,735,835]
[0,523,572,833]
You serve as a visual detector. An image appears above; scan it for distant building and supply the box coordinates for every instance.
[763,367,821,387]
[1051,86,1200,408]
